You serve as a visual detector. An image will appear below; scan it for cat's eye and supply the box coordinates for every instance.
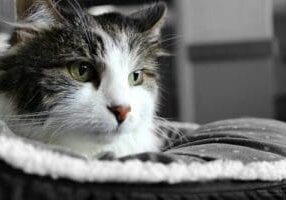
[68,62,95,82]
[128,70,144,86]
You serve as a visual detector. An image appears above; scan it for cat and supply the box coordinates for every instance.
[0,0,168,158]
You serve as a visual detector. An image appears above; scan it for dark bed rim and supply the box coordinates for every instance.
[1,158,286,196]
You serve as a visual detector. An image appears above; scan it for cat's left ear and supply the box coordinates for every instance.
[130,2,167,37]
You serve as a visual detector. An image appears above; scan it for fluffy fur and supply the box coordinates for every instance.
[0,0,167,158]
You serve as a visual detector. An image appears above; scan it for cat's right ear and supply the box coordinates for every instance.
[130,2,167,36]
[26,0,75,27]
[6,0,60,45]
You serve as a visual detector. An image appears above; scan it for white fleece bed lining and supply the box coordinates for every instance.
[1,128,286,184]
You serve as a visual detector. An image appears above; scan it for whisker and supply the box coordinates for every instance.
[161,35,183,44]
[47,123,69,143]
[0,111,69,118]
[8,122,46,127]
[3,118,47,123]
[153,117,189,147]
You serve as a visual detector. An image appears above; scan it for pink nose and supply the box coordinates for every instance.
[108,105,131,124]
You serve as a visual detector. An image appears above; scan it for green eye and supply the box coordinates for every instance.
[68,62,94,82]
[129,70,144,86]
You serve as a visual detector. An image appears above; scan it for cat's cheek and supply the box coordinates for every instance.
[129,89,156,125]
[58,84,118,133]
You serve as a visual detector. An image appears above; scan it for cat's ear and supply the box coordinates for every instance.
[130,2,167,36]
[6,0,60,45]
[43,0,85,24]
[32,0,77,26]
[7,0,79,45]
[18,0,82,28]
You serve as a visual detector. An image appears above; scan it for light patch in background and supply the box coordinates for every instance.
[0,33,10,54]
[88,5,116,16]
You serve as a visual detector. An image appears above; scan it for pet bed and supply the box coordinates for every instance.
[1,118,286,200]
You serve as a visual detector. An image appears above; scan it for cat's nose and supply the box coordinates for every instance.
[108,105,131,124]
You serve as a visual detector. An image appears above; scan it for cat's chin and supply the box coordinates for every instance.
[94,124,138,140]
[82,121,137,137]
[46,120,137,141]
[41,121,158,158]
[114,122,136,134]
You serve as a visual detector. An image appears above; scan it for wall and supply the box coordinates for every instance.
[195,59,274,123]
[0,0,16,32]
[180,0,273,44]
[176,0,274,123]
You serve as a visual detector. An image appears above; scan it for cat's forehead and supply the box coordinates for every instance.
[94,27,139,71]
[91,13,143,49]
[71,14,152,69]
[93,12,138,32]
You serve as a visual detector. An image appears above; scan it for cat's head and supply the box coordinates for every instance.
[0,1,167,145]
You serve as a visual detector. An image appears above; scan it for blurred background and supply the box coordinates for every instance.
[1,0,286,124]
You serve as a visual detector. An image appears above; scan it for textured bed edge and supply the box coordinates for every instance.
[0,120,286,184]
